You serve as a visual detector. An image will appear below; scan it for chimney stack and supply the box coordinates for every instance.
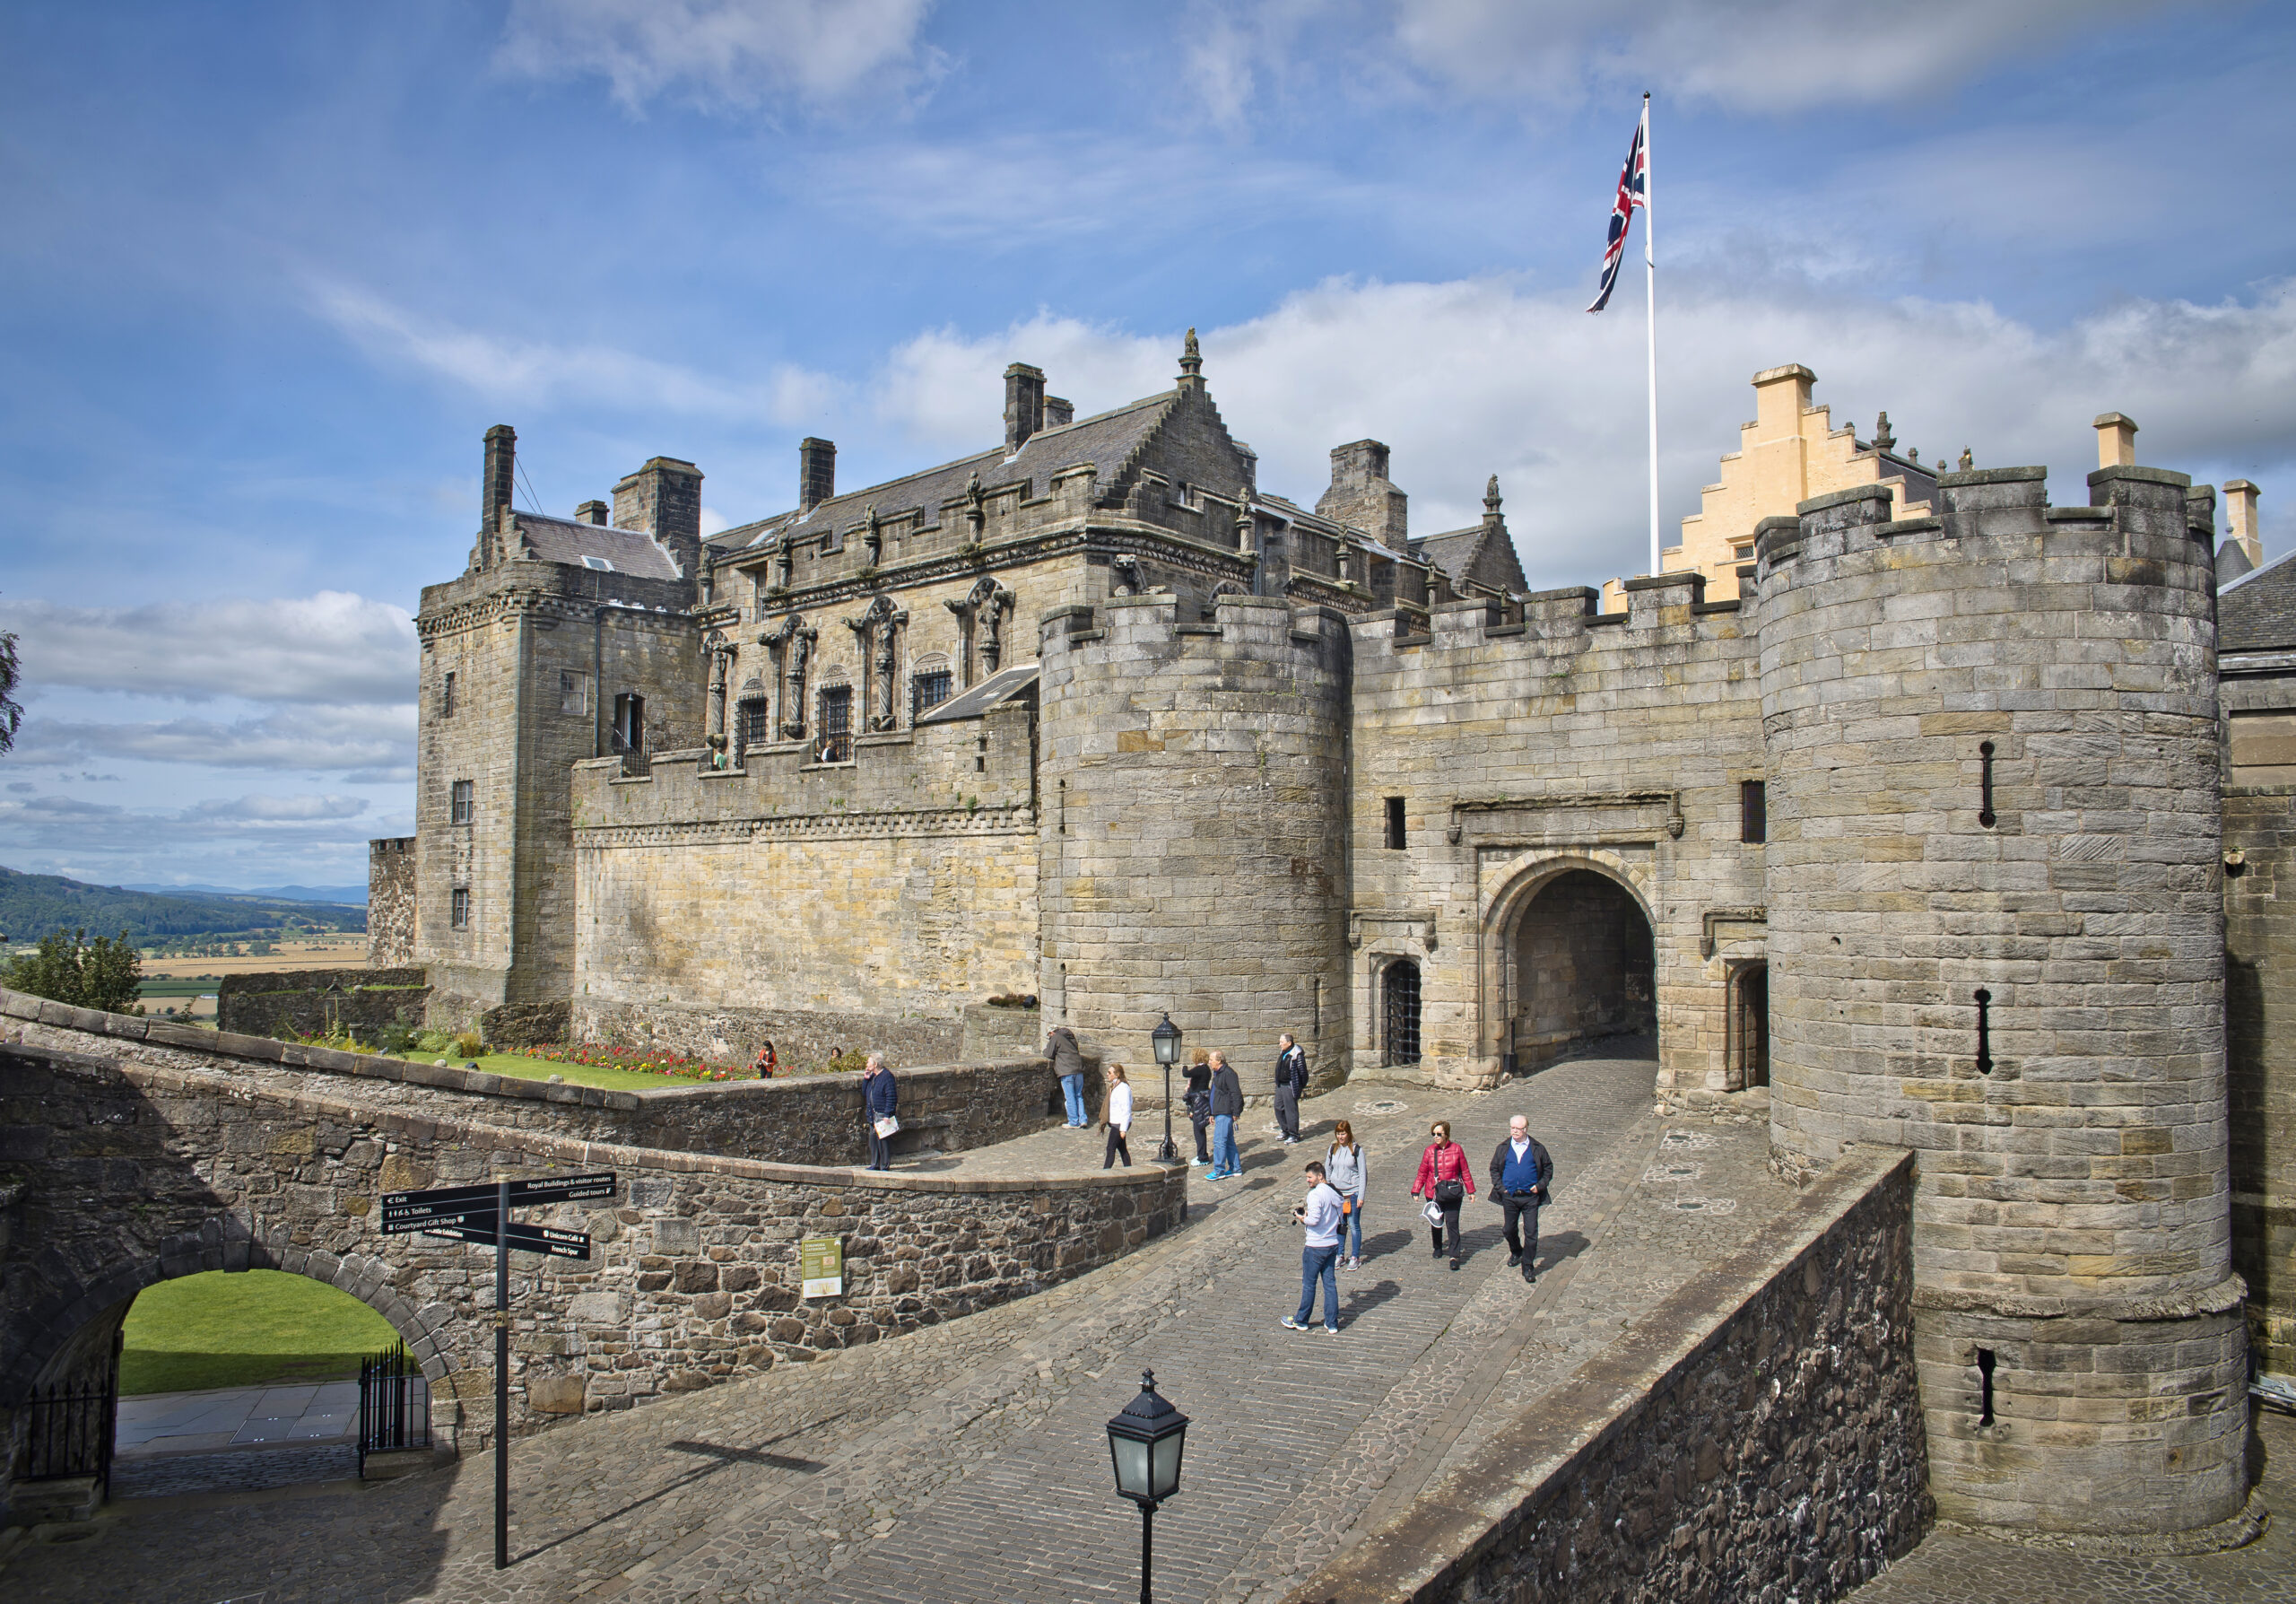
[613,456,705,596]
[1043,396,1074,430]
[1317,439,1411,552]
[2094,411,2139,469]
[799,437,836,511]
[2226,479,2263,570]
[576,500,608,526]
[483,424,517,533]
[1004,363,1046,454]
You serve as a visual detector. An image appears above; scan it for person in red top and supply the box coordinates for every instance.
[1410,1120,1475,1270]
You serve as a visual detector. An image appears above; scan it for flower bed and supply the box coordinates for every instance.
[524,1042,745,1082]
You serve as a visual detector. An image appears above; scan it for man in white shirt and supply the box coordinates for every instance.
[1283,1161,1346,1333]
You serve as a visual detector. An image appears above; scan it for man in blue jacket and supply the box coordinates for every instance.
[863,1054,899,1171]
[1488,1115,1552,1284]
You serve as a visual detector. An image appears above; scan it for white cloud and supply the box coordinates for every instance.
[180,794,369,824]
[13,704,414,774]
[867,276,2296,588]
[309,280,840,424]
[1186,0,2186,121]
[0,591,415,707]
[495,0,940,114]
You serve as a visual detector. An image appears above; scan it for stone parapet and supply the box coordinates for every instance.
[1285,1146,1926,1603]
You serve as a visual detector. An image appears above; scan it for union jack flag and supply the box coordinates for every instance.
[1586,107,1648,314]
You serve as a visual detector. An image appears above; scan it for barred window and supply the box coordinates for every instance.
[817,684,852,763]
[913,669,952,720]
[450,780,474,825]
[739,699,771,753]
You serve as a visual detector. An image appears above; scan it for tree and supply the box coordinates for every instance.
[4,927,145,1015]
[0,607,19,754]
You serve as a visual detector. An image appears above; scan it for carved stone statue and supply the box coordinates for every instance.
[864,503,883,568]
[963,470,986,545]
[769,616,813,740]
[702,630,734,756]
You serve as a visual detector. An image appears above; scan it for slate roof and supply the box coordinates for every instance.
[1413,519,1528,596]
[513,512,683,580]
[2221,545,2296,653]
[715,391,1181,557]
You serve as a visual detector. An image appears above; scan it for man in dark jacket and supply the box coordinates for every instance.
[1208,1050,1244,1180]
[862,1055,899,1171]
[1489,1115,1553,1283]
[1047,1024,1087,1129]
[1274,1033,1307,1144]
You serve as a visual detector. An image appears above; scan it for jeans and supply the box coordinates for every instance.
[1190,1112,1211,1163]
[1340,1197,1364,1258]
[1104,1125,1131,1169]
[1500,1195,1541,1273]
[1296,1241,1341,1329]
[1061,1073,1087,1126]
[1211,1114,1239,1176]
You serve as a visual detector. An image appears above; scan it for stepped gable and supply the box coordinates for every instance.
[2220,546,2296,651]
[714,390,1180,554]
[511,510,683,580]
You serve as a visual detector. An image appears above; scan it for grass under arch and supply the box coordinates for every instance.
[119,1268,400,1396]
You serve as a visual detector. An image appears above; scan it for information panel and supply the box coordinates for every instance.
[799,1235,843,1300]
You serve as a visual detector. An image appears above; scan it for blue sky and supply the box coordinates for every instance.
[3,0,2292,889]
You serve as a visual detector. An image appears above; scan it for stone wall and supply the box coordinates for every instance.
[216,967,430,1040]
[570,702,1039,1054]
[0,1036,1181,1524]
[1346,579,1766,1091]
[1285,1147,1926,1604]
[1,988,1062,1170]
[368,836,416,966]
[2225,783,2296,1374]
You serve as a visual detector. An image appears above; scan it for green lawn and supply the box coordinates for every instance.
[120,1269,400,1395]
[450,1050,743,1091]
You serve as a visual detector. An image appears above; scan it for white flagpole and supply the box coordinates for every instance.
[1642,92,1660,579]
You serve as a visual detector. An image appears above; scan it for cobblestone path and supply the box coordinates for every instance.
[0,1043,1976,1604]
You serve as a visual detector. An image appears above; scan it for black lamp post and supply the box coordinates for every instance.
[1106,1370,1188,1604]
[1151,1013,1182,1163]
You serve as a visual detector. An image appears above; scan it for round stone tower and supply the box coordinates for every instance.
[1037,591,1352,1082]
[1753,466,2244,1536]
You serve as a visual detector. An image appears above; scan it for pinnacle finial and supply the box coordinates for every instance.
[1958,448,1973,471]
[1483,475,1502,517]
[1874,411,1895,452]
[1179,327,1202,380]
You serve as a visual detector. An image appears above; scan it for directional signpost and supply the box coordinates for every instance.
[380,1171,617,1570]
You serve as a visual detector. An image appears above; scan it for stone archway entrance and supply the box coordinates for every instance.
[1505,867,1656,1070]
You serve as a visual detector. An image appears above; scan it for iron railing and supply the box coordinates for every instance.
[357,1342,431,1473]
[23,1374,117,1486]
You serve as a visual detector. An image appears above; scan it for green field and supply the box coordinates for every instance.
[120,1269,400,1395]
[438,1050,736,1091]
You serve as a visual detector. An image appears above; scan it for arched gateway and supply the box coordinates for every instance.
[1480,858,1657,1077]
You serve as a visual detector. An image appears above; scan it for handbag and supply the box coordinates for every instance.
[873,1115,900,1138]
[1434,1179,1465,1206]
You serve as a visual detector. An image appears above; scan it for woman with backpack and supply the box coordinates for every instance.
[1325,1119,1368,1268]
[1410,1119,1474,1269]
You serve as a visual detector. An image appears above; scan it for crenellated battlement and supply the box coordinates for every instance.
[1753,462,2210,594]
[1038,589,1352,675]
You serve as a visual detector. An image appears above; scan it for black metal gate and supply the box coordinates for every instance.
[1383,960,1422,1067]
[23,1374,117,1487]
[357,1342,431,1472]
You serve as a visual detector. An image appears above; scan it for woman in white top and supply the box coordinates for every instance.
[1102,1063,1135,1169]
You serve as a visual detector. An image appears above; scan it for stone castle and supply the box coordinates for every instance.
[379,333,2292,1544]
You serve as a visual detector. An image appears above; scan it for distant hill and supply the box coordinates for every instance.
[124,881,370,905]
[0,867,366,945]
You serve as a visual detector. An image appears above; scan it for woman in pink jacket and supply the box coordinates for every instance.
[1410,1119,1475,1270]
